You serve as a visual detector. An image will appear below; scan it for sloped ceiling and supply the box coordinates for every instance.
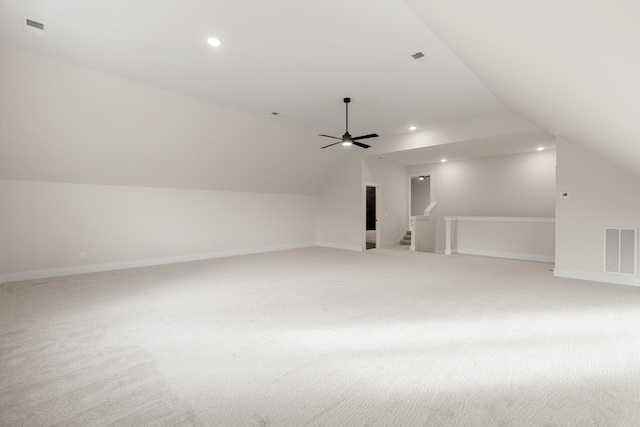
[404,0,640,178]
[0,0,517,194]
[0,0,505,139]
[0,45,351,195]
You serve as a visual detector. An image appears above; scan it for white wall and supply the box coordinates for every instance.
[451,217,555,262]
[316,156,363,251]
[412,217,436,253]
[407,150,556,253]
[0,180,317,282]
[362,158,409,246]
[0,186,4,281]
[0,45,336,283]
[0,45,343,195]
[555,138,640,286]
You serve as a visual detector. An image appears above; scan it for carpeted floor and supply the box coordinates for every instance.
[1,247,640,426]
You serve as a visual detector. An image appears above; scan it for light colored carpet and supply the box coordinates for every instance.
[1,247,640,426]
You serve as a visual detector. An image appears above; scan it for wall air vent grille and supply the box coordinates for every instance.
[26,19,44,30]
[605,228,637,275]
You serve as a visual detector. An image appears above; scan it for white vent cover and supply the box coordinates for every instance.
[23,18,46,35]
[605,228,637,275]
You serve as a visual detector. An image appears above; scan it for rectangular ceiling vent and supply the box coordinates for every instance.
[24,18,46,35]
[605,228,637,275]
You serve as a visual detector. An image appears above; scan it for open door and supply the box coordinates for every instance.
[365,184,381,250]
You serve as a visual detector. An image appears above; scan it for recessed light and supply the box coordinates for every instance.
[441,159,447,163]
[409,126,417,131]
[418,176,425,181]
[537,147,545,151]
[207,37,221,47]
[271,112,280,116]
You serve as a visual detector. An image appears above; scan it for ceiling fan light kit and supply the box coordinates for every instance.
[319,98,379,149]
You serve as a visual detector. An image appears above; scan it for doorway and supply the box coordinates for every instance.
[410,176,431,217]
[364,184,381,250]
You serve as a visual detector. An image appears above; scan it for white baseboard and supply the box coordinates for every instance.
[1,242,316,284]
[381,240,403,248]
[456,248,555,263]
[554,269,640,287]
[316,242,362,252]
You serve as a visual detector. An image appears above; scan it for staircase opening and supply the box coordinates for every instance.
[400,230,412,247]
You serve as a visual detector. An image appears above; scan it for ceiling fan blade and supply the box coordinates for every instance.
[353,133,379,141]
[319,134,341,140]
[320,141,343,149]
[352,141,371,149]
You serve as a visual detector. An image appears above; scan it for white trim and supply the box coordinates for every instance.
[445,217,453,255]
[457,248,554,263]
[445,216,555,223]
[2,242,317,283]
[554,268,640,287]
[424,201,437,217]
[382,240,404,248]
[317,242,362,252]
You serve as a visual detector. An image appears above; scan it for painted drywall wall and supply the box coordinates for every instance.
[411,177,431,216]
[0,184,4,282]
[407,149,556,253]
[316,156,363,251]
[362,158,409,246]
[0,45,344,195]
[452,218,555,262]
[555,138,640,286]
[0,180,317,281]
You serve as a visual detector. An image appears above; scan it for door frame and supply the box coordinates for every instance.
[363,182,381,250]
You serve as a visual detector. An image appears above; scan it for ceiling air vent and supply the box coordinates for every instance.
[411,52,425,60]
[24,18,46,35]
[26,19,44,30]
[605,228,637,275]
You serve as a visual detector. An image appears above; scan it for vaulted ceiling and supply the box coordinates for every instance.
[1,0,637,194]
[0,0,504,138]
[404,0,640,178]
